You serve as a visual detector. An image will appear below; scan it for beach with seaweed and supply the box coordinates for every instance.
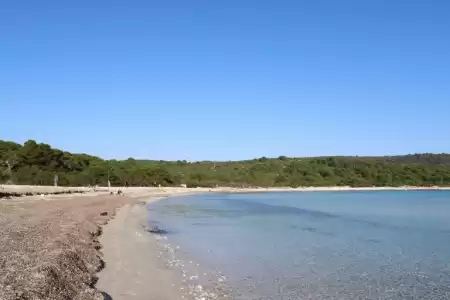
[2,186,450,300]
[0,187,209,300]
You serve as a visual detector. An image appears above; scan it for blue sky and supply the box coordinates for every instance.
[1,1,449,161]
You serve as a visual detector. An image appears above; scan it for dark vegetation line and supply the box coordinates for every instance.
[0,190,85,199]
[1,139,450,187]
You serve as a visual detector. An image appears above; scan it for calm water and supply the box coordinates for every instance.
[148,191,450,300]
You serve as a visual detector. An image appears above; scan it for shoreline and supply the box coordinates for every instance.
[96,202,192,300]
[95,186,450,300]
[0,187,208,300]
[2,186,450,300]
[95,190,215,300]
[2,184,450,199]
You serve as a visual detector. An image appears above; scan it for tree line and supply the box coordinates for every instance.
[1,139,450,187]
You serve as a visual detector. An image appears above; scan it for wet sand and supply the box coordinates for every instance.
[96,201,190,300]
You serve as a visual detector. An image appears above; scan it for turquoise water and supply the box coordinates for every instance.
[148,191,450,299]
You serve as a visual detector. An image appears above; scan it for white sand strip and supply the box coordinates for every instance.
[96,201,190,300]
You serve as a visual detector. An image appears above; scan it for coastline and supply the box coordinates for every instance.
[95,186,450,300]
[95,189,224,300]
[96,201,191,300]
[2,186,450,300]
[2,184,450,199]
[0,187,209,300]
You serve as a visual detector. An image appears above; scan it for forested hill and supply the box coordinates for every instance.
[1,139,450,187]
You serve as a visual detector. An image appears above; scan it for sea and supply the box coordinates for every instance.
[147,191,450,300]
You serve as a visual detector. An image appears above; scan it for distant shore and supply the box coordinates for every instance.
[2,184,450,198]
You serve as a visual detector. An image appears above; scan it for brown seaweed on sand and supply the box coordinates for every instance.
[0,195,130,300]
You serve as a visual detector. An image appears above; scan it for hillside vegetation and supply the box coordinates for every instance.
[1,140,450,187]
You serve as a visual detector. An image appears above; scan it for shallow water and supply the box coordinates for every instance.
[148,191,450,299]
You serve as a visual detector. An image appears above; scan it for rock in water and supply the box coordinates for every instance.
[146,226,168,234]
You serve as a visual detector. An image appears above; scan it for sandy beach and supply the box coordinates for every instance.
[1,185,450,300]
[96,201,189,300]
[0,186,216,300]
[95,190,216,300]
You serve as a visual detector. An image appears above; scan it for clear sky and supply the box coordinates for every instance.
[1,1,449,161]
